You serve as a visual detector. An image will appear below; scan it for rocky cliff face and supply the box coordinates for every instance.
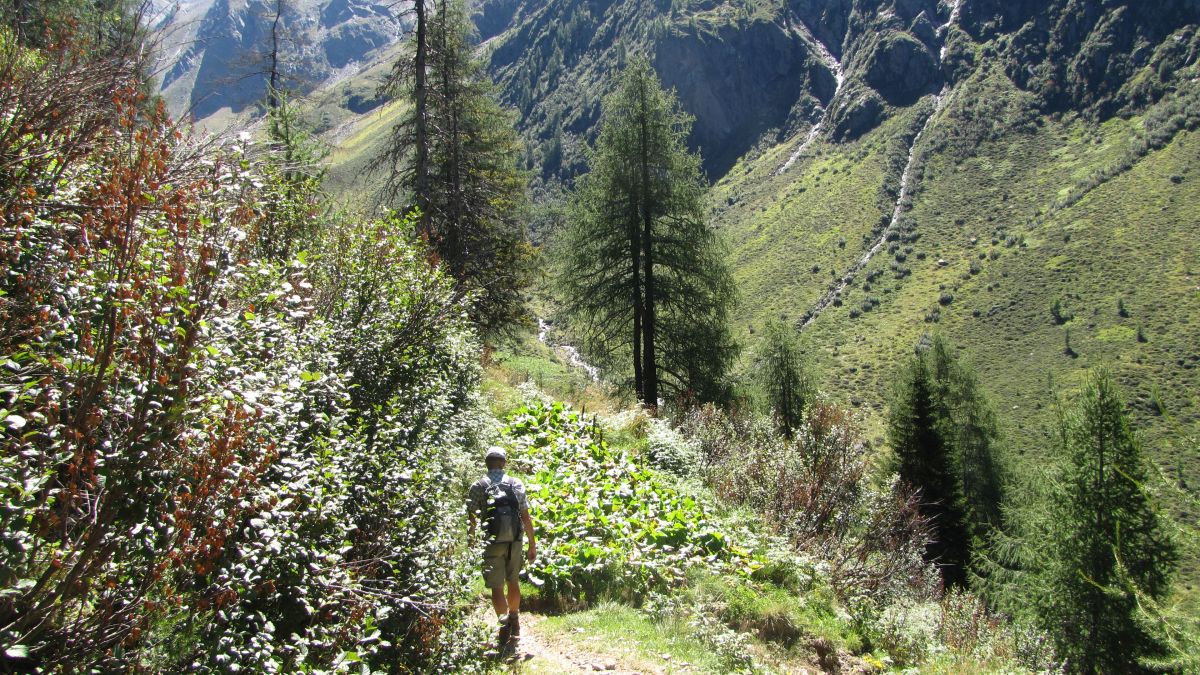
[155,0,405,122]
[478,0,1200,182]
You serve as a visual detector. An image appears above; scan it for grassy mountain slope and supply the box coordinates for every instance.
[711,64,1200,590]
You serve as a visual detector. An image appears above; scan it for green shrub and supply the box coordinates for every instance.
[505,401,758,608]
[0,28,488,672]
[678,405,935,604]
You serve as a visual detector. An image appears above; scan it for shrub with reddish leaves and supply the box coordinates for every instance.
[678,403,936,604]
[0,22,487,673]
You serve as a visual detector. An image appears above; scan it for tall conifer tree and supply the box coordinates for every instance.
[1047,372,1177,671]
[888,353,971,586]
[555,59,736,408]
[377,0,530,333]
[887,335,1007,586]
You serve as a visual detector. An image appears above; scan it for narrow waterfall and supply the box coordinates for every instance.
[775,31,845,176]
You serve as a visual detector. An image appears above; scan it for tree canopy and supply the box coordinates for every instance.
[554,58,736,408]
[378,0,531,334]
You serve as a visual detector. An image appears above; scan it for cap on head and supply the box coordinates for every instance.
[485,446,507,462]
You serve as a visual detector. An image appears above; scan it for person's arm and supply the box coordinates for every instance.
[468,511,476,539]
[521,508,536,562]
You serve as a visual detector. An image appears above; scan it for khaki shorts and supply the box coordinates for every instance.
[482,540,523,589]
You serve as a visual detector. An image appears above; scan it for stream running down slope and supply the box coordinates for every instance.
[538,319,601,382]
[798,90,950,331]
[939,0,964,61]
[796,0,962,331]
[775,27,845,176]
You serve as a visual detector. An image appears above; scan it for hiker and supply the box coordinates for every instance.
[467,446,537,651]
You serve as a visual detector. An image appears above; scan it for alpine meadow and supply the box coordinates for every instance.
[2,0,1199,672]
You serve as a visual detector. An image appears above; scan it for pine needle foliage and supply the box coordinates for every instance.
[888,349,972,588]
[255,88,328,263]
[554,58,736,407]
[982,371,1179,673]
[378,0,531,335]
[887,334,1007,587]
[1048,372,1177,671]
[757,320,813,438]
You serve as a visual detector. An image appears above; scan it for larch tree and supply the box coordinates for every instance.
[379,0,431,225]
[1043,371,1177,671]
[377,0,530,333]
[256,89,328,263]
[555,59,736,409]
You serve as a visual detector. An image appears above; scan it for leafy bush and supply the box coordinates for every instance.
[0,26,489,672]
[1050,297,1073,324]
[502,401,757,607]
[645,417,702,478]
[678,404,935,604]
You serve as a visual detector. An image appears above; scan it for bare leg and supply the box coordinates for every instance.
[506,579,521,613]
[491,586,508,617]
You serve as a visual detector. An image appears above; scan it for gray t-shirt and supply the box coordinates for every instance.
[466,470,529,519]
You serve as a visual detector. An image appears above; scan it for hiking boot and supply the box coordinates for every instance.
[496,616,511,649]
[508,611,520,640]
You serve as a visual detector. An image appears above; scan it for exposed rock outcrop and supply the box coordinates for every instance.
[653,18,832,177]
[861,30,940,106]
[156,0,404,121]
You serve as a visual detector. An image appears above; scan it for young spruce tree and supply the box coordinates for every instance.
[758,320,813,438]
[888,351,971,587]
[1044,371,1177,671]
[887,334,1008,587]
[555,59,736,409]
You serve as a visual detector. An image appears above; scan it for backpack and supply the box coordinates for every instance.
[482,477,523,543]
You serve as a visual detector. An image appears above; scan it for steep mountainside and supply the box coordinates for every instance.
[153,0,404,123]
[481,0,1200,182]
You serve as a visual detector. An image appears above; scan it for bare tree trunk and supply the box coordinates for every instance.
[11,0,25,42]
[412,0,430,230]
[638,82,658,414]
[267,0,283,109]
[630,216,642,400]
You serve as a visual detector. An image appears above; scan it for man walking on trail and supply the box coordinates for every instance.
[467,446,536,652]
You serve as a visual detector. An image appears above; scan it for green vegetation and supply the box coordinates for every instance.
[554,60,736,407]
[377,0,531,333]
[493,382,1056,673]
[9,0,1200,671]
[533,602,734,673]
[888,345,973,587]
[756,321,814,438]
[503,401,756,606]
[258,89,329,263]
[0,16,488,670]
[711,61,1200,594]
[886,335,1006,586]
[984,372,1180,671]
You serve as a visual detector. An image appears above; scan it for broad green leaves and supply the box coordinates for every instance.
[503,401,759,605]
